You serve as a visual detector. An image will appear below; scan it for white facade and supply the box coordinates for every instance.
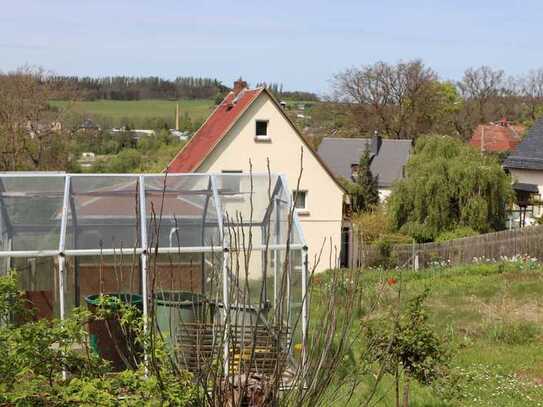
[194,92,345,273]
[509,168,543,221]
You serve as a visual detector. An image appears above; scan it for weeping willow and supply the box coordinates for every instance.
[388,135,514,241]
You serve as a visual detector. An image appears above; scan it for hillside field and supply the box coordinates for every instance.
[315,261,543,406]
[50,99,215,127]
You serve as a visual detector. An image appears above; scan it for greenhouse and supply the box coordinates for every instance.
[0,172,308,376]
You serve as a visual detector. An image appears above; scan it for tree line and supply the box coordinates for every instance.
[330,60,543,140]
[255,82,320,101]
[48,76,229,101]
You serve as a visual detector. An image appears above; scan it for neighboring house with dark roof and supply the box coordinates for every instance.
[469,118,525,153]
[503,117,543,226]
[317,135,412,201]
[167,79,348,272]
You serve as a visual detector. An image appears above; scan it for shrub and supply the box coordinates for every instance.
[400,222,435,243]
[353,207,392,243]
[0,271,199,406]
[435,226,478,242]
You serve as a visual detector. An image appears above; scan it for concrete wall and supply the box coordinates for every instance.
[198,92,345,273]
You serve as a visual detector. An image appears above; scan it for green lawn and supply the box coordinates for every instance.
[50,99,215,128]
[314,262,543,406]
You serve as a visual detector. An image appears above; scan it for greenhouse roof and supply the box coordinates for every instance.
[0,172,305,257]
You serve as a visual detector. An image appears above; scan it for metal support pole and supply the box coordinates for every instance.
[211,175,230,377]
[301,246,309,372]
[274,198,280,312]
[222,248,230,376]
[58,175,71,320]
[58,175,71,380]
[138,176,149,370]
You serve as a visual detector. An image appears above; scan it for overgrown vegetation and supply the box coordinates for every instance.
[314,260,543,406]
[74,129,186,173]
[388,135,514,242]
[0,271,200,406]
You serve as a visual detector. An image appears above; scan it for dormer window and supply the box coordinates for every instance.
[255,120,270,141]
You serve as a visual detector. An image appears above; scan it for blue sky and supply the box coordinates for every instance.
[2,0,542,94]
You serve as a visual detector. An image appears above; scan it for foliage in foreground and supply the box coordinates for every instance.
[0,271,199,406]
[319,261,543,406]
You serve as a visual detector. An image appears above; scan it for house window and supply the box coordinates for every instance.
[221,170,242,193]
[351,163,359,179]
[293,190,307,210]
[255,120,269,139]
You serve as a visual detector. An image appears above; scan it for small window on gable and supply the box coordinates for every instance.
[293,190,307,210]
[256,120,268,138]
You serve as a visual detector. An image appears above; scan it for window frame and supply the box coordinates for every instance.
[255,119,271,141]
[292,190,309,215]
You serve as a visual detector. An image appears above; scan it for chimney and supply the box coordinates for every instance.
[233,78,248,96]
[371,131,382,156]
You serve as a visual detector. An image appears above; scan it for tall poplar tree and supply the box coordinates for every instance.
[345,150,380,213]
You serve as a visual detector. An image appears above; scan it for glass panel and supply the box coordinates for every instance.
[144,175,220,249]
[64,254,141,314]
[216,173,279,226]
[0,176,65,251]
[267,178,303,246]
[66,176,140,250]
[13,256,59,319]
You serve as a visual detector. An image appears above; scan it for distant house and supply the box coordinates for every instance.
[469,118,525,153]
[169,129,190,141]
[25,120,62,138]
[503,117,543,227]
[78,152,96,168]
[317,135,412,201]
[167,79,348,272]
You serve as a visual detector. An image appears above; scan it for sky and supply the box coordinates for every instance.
[2,0,543,94]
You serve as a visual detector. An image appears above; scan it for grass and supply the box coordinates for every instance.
[50,99,215,127]
[314,262,543,406]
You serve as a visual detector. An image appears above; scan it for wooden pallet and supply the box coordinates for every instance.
[175,323,291,377]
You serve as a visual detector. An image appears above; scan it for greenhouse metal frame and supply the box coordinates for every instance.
[0,172,309,372]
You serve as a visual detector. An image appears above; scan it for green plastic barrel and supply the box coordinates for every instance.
[154,292,208,353]
[85,293,143,371]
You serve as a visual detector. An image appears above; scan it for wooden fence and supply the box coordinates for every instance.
[350,224,543,269]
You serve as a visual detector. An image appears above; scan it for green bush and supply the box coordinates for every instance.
[400,222,435,243]
[435,226,478,242]
[0,271,200,406]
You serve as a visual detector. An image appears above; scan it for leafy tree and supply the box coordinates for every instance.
[365,290,451,407]
[342,150,379,213]
[333,60,459,139]
[388,135,513,241]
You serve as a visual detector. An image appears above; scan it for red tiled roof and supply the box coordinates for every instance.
[167,88,264,173]
[469,122,525,152]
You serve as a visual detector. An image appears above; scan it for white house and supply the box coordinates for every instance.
[167,80,347,273]
[503,117,543,227]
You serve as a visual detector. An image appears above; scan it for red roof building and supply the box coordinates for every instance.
[167,80,264,173]
[469,118,525,153]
